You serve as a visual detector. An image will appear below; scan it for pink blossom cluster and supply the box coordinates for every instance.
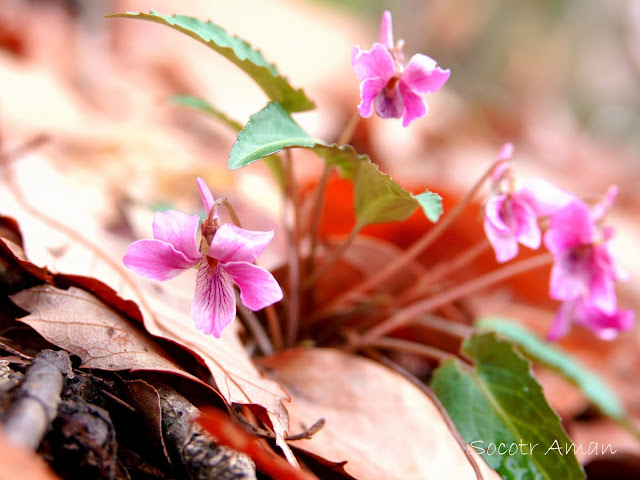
[483,146,633,340]
[352,11,450,127]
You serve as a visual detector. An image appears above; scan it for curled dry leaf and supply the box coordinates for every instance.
[122,380,171,463]
[259,348,501,480]
[133,277,293,463]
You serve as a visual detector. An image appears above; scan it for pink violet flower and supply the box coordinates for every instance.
[544,197,627,314]
[123,178,283,337]
[351,10,450,127]
[483,146,574,263]
[548,297,634,341]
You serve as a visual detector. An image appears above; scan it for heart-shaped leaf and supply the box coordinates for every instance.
[109,12,314,113]
[431,332,584,480]
[353,160,442,225]
[228,102,443,225]
[412,190,443,223]
[227,102,316,170]
[477,317,627,423]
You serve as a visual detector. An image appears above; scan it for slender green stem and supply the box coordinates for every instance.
[301,222,364,290]
[283,150,301,347]
[318,157,507,317]
[356,252,554,345]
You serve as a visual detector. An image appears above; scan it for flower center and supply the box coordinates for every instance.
[206,255,219,273]
[568,245,590,264]
[563,245,594,288]
[200,216,220,256]
[499,196,516,230]
[385,76,399,95]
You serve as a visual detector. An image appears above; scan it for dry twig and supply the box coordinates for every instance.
[2,349,72,449]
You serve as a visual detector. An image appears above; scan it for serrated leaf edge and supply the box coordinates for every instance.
[108,11,315,112]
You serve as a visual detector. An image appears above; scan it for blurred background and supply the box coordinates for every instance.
[3,0,639,215]
[2,0,640,471]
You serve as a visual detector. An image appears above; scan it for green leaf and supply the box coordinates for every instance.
[109,12,314,112]
[171,94,244,132]
[227,103,443,225]
[227,102,316,170]
[431,332,584,480]
[353,161,423,225]
[412,190,443,223]
[311,143,361,180]
[304,144,443,225]
[171,95,286,190]
[476,317,627,422]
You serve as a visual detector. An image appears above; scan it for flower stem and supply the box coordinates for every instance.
[283,149,301,347]
[301,221,364,290]
[360,336,454,363]
[357,252,554,345]
[414,314,474,340]
[394,238,491,306]
[263,305,283,351]
[213,197,243,228]
[235,291,273,355]
[318,156,507,317]
[337,111,361,147]
[305,112,361,282]
[305,163,332,280]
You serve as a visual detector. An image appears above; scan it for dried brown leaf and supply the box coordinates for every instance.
[123,380,171,462]
[260,348,500,480]
[10,285,200,380]
[133,279,293,462]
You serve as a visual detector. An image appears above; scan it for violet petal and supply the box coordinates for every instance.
[123,239,199,281]
[352,43,396,82]
[399,81,427,127]
[192,261,236,337]
[208,224,274,264]
[151,210,201,262]
[402,54,450,94]
[223,262,283,311]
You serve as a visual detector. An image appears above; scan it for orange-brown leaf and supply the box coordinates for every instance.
[259,348,500,480]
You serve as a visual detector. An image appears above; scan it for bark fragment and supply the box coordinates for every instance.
[2,349,72,449]
[158,386,256,480]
